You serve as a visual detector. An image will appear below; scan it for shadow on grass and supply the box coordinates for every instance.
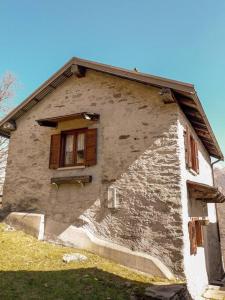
[0,268,190,300]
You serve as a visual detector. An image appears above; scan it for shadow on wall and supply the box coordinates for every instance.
[4,115,179,216]
[0,209,9,222]
[204,222,224,282]
[2,120,183,276]
[45,123,179,220]
[41,122,183,275]
[187,196,224,282]
[0,268,191,300]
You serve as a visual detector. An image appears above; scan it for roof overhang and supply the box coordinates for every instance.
[0,57,223,159]
[187,180,225,203]
[36,112,100,128]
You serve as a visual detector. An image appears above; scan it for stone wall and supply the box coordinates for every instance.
[3,70,184,276]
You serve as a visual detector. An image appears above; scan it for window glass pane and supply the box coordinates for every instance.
[65,134,74,165]
[77,133,85,164]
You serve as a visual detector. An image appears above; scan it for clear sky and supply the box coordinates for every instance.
[1,0,225,161]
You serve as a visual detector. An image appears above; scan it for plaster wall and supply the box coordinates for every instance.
[3,70,184,276]
[178,109,218,299]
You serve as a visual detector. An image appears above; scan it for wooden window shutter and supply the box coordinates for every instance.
[195,220,203,246]
[184,130,188,167]
[194,141,199,173]
[184,127,192,168]
[188,221,197,255]
[49,134,61,169]
[85,128,97,166]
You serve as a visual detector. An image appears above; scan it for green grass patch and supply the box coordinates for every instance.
[0,223,174,299]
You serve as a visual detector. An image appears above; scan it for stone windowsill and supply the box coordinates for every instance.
[57,166,85,171]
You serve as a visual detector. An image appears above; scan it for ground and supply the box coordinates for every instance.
[0,223,177,300]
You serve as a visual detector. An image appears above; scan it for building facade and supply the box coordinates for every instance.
[1,58,224,299]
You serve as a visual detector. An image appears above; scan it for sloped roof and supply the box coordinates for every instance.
[0,57,223,159]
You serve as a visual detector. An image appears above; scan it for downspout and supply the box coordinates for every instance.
[211,158,222,186]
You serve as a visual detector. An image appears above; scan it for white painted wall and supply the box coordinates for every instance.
[178,109,217,299]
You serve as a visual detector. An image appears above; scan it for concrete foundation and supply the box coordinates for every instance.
[57,223,175,280]
[4,212,44,240]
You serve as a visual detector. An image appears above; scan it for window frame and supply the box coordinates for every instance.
[60,128,87,168]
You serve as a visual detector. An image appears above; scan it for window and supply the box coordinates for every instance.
[188,219,204,255]
[49,128,97,169]
[61,129,86,167]
[184,127,199,173]
[64,134,74,165]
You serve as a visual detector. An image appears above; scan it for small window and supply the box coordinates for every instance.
[61,129,86,167]
[49,128,97,169]
[184,128,199,174]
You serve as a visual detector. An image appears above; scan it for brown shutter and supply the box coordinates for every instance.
[184,130,188,167]
[49,134,61,169]
[188,221,197,255]
[195,220,203,246]
[194,141,199,173]
[85,128,97,166]
[184,127,192,168]
[187,129,192,169]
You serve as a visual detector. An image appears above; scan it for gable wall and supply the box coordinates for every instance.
[3,70,184,276]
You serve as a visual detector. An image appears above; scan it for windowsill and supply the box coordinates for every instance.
[57,165,86,171]
[188,168,198,176]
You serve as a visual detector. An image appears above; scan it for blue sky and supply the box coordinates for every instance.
[1,0,225,161]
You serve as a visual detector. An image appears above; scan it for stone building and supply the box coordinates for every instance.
[0,57,224,299]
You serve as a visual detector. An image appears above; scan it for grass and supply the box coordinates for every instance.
[0,223,174,299]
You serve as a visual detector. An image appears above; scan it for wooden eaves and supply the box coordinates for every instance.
[36,112,100,127]
[0,57,223,160]
[187,180,225,203]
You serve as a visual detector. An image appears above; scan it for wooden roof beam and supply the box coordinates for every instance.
[160,88,176,104]
[178,97,198,109]
[195,129,211,139]
[201,139,217,147]
[71,64,86,78]
[190,120,208,130]
[184,108,202,119]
